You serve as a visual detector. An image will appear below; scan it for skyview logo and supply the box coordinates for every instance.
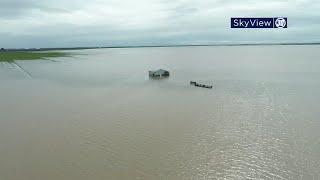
[231,17,287,28]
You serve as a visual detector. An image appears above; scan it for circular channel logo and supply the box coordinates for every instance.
[275,18,287,28]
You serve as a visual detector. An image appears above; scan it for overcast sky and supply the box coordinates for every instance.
[0,0,319,48]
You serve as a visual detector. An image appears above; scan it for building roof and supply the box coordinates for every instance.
[155,69,168,73]
[150,69,168,75]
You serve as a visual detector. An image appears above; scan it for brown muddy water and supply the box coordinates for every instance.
[0,45,320,180]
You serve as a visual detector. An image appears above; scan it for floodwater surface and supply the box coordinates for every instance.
[0,45,320,180]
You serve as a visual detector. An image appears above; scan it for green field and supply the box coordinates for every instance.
[0,51,70,62]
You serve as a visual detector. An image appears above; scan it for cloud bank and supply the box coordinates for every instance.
[0,0,319,48]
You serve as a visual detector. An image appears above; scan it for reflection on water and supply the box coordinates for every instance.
[0,46,320,180]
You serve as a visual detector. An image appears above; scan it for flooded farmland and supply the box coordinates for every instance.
[1,45,320,180]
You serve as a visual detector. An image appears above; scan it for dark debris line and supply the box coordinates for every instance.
[11,61,33,78]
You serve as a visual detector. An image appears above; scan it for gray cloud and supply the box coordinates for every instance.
[0,0,319,48]
[0,0,71,18]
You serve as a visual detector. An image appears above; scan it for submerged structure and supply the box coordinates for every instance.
[190,81,213,89]
[149,69,170,78]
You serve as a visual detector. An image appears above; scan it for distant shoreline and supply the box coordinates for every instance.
[1,42,320,52]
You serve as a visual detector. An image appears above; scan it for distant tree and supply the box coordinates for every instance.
[0,48,5,51]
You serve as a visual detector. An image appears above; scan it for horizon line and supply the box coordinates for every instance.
[2,42,320,51]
